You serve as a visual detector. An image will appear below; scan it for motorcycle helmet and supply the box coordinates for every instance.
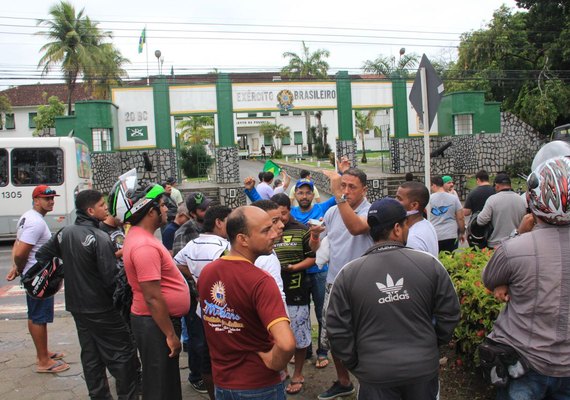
[527,156,570,225]
[109,169,165,224]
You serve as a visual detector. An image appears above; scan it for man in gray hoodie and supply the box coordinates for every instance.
[326,198,460,400]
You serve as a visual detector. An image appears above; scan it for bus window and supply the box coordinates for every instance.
[11,148,64,186]
[0,149,7,186]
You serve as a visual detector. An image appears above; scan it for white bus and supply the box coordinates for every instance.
[0,136,93,239]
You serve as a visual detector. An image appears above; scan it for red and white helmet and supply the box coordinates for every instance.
[527,156,570,225]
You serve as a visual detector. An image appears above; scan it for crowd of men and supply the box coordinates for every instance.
[6,154,570,400]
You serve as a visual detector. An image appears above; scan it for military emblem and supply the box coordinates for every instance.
[277,89,294,111]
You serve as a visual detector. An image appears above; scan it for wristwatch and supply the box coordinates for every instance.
[337,194,347,203]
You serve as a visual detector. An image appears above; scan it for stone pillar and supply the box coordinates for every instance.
[336,139,357,167]
[215,147,240,184]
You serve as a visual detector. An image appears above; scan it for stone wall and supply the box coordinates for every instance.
[390,112,543,176]
[92,149,178,193]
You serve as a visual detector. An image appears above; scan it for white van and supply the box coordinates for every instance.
[0,136,93,239]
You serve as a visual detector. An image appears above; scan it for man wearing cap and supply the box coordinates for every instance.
[166,177,183,206]
[442,175,459,198]
[326,198,460,400]
[476,172,527,249]
[289,170,322,206]
[6,185,70,373]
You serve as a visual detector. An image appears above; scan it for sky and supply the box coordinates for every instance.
[0,0,521,89]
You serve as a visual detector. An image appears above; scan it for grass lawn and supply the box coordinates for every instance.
[465,174,527,192]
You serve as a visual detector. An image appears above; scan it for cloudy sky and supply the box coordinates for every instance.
[0,0,520,88]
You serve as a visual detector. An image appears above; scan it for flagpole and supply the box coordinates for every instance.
[145,26,149,86]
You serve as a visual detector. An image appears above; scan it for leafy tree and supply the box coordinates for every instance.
[282,41,330,155]
[34,94,65,137]
[259,122,291,151]
[176,116,215,148]
[362,53,419,79]
[37,1,128,113]
[180,145,213,178]
[0,95,11,113]
[445,4,570,133]
[84,44,129,100]
[355,110,382,163]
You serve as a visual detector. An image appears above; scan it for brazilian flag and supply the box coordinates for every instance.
[263,160,281,176]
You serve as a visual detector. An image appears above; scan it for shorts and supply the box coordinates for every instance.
[287,304,311,349]
[26,294,54,324]
[320,283,333,351]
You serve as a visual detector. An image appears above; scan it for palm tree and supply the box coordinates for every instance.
[363,53,420,79]
[355,110,382,163]
[177,116,215,147]
[282,41,330,156]
[37,1,124,114]
[259,122,291,151]
[84,43,129,100]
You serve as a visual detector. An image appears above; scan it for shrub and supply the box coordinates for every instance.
[180,145,213,178]
[273,149,283,159]
[439,247,504,366]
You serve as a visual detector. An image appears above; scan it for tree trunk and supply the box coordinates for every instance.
[305,112,312,156]
[361,133,367,163]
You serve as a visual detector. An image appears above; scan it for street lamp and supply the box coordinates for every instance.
[154,50,163,75]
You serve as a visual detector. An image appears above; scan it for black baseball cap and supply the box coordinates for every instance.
[494,173,511,185]
[367,198,414,231]
[185,192,212,213]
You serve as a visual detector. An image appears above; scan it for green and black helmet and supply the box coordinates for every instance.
[108,169,165,224]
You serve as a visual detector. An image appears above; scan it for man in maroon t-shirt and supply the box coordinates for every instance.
[198,206,295,399]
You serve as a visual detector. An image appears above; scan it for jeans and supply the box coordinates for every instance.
[215,382,286,400]
[131,314,182,400]
[497,370,570,400]
[306,270,328,358]
[72,311,138,400]
[185,300,205,382]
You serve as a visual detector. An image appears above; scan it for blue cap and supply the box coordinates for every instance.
[295,178,314,190]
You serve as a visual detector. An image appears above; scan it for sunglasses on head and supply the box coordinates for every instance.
[42,188,57,196]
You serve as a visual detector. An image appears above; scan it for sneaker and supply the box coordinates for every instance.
[318,381,355,400]
[189,379,208,394]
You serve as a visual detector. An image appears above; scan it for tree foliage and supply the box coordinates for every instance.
[34,95,65,136]
[259,122,291,151]
[355,110,382,163]
[176,116,214,146]
[282,41,330,155]
[0,95,12,113]
[362,53,420,79]
[37,1,129,113]
[445,4,570,133]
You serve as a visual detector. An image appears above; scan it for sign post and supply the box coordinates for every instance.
[409,54,444,190]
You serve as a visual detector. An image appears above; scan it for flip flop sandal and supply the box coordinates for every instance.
[315,356,329,369]
[50,352,66,360]
[286,380,304,395]
[36,360,70,374]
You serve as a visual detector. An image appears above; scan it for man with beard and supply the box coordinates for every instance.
[198,206,295,399]
[172,192,213,256]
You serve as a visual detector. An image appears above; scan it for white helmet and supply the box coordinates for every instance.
[108,169,165,223]
[527,156,570,225]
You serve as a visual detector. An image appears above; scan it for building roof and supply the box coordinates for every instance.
[0,83,93,107]
[0,72,389,107]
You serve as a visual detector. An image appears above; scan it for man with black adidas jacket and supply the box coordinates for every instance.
[326,198,460,400]
[37,190,138,399]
